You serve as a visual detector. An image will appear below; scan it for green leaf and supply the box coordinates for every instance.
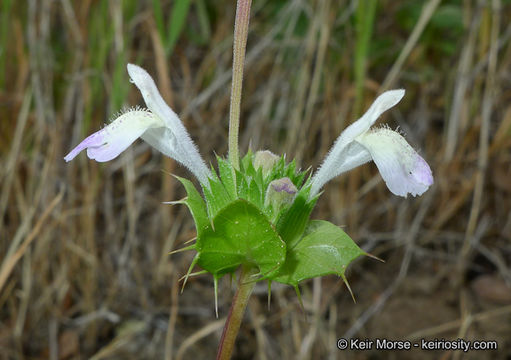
[240,150,254,171]
[271,220,365,286]
[196,199,286,277]
[216,155,237,199]
[166,0,192,55]
[175,176,209,236]
[235,168,250,200]
[151,0,165,43]
[194,0,211,45]
[203,168,233,218]
[267,155,286,181]
[430,5,463,30]
[275,185,317,248]
[247,179,263,210]
[285,159,308,188]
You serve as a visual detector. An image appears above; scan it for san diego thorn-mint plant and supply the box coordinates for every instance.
[65,64,433,312]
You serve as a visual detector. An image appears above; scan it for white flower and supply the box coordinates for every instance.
[64,64,211,185]
[310,90,433,198]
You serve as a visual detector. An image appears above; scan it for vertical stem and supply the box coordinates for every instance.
[228,0,252,170]
[218,4,254,356]
[353,0,377,118]
[216,266,257,360]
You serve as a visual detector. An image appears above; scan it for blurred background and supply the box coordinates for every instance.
[1,0,511,359]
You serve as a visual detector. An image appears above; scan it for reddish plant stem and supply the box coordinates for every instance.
[216,266,257,360]
[218,2,255,358]
[228,0,252,170]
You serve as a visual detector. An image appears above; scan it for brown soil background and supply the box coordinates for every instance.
[1,0,511,359]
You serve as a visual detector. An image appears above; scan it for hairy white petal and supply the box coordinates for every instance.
[331,141,373,175]
[310,90,405,196]
[127,64,211,184]
[65,110,163,163]
[141,128,181,161]
[140,127,210,184]
[127,64,183,133]
[356,128,433,197]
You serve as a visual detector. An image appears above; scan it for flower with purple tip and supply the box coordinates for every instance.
[64,64,211,185]
[265,177,298,215]
[310,90,433,198]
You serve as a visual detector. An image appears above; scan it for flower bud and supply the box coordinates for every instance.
[265,177,297,213]
[253,150,279,177]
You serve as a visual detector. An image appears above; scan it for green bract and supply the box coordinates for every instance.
[174,151,366,302]
[197,199,285,278]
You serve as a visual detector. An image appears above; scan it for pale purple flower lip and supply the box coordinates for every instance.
[64,109,163,163]
[412,155,434,186]
[356,128,433,197]
[64,132,105,162]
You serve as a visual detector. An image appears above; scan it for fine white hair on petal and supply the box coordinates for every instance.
[141,128,181,164]
[127,64,211,184]
[355,128,433,197]
[310,89,406,196]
